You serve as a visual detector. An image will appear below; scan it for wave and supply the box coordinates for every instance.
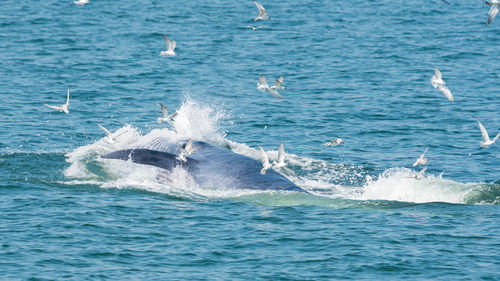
[62,98,499,206]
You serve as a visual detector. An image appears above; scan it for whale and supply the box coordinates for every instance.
[101,138,306,193]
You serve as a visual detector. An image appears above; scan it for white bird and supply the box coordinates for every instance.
[97,124,118,144]
[431,66,454,102]
[325,138,344,147]
[270,76,286,90]
[258,146,272,174]
[254,1,270,21]
[415,167,427,180]
[412,147,429,167]
[272,142,296,175]
[176,139,198,162]
[160,34,177,56]
[73,0,89,6]
[157,103,178,123]
[44,89,70,114]
[257,75,285,100]
[485,0,500,26]
[272,142,287,168]
[246,26,260,31]
[478,121,500,148]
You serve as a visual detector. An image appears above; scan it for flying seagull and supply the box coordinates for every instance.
[257,75,285,100]
[44,89,70,114]
[478,121,500,148]
[157,103,178,124]
[412,147,428,167]
[176,139,198,162]
[258,146,273,174]
[431,66,454,102]
[485,0,500,26]
[254,1,271,21]
[161,34,177,56]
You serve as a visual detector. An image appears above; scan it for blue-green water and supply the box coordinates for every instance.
[1,0,499,279]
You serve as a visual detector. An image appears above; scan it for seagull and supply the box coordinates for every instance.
[257,75,285,100]
[272,142,287,168]
[485,0,500,26]
[254,1,271,21]
[270,76,286,90]
[97,124,126,144]
[160,34,177,56]
[412,147,429,167]
[415,167,427,180]
[176,139,198,162]
[73,0,89,6]
[258,146,272,174]
[431,66,454,102]
[157,103,178,123]
[246,26,260,31]
[44,89,70,114]
[325,138,344,147]
[478,121,500,148]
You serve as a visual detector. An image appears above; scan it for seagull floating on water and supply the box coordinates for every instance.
[157,103,178,124]
[485,0,499,26]
[160,34,177,56]
[44,89,70,114]
[246,26,260,31]
[412,147,428,167]
[431,66,454,102]
[73,0,89,6]
[257,75,285,100]
[325,138,344,147]
[258,146,272,174]
[254,1,271,21]
[477,121,500,148]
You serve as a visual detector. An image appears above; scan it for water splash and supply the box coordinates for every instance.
[63,99,499,205]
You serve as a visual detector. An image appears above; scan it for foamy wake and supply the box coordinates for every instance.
[63,98,498,205]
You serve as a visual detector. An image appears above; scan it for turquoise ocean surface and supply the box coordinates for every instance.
[1,0,499,279]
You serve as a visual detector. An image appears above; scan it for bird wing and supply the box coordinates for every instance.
[259,75,269,87]
[171,40,176,51]
[160,103,167,117]
[487,5,499,26]
[421,147,428,158]
[258,146,270,167]
[278,142,285,164]
[478,121,491,142]
[434,66,442,81]
[185,139,193,153]
[163,34,172,50]
[65,89,70,106]
[98,124,113,138]
[266,88,285,100]
[274,76,284,88]
[437,84,454,102]
[254,1,266,15]
[44,104,62,111]
[168,112,178,120]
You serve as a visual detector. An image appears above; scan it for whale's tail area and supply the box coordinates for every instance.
[101,148,195,171]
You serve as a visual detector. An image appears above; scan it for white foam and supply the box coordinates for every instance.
[62,98,494,205]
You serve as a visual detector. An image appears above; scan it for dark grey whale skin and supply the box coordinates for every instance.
[101,140,306,193]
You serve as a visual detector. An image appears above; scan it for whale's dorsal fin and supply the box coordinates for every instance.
[101,148,195,170]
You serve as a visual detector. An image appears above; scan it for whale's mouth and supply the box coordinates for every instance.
[63,98,500,206]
